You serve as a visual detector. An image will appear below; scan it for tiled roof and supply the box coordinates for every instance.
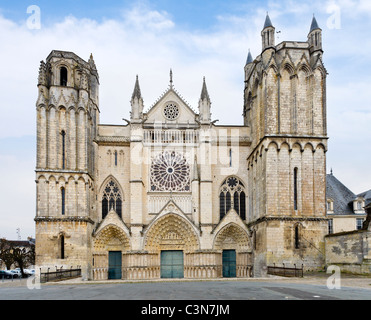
[326,174,355,215]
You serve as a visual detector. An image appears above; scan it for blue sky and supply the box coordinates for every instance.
[0,0,370,239]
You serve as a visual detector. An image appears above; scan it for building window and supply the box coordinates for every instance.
[294,225,300,249]
[60,67,68,86]
[61,187,65,216]
[357,201,363,211]
[219,177,246,220]
[229,149,232,167]
[356,218,364,230]
[102,179,122,219]
[294,167,298,211]
[328,219,333,234]
[327,200,332,212]
[61,131,66,169]
[150,151,190,192]
[115,151,118,167]
[60,235,65,259]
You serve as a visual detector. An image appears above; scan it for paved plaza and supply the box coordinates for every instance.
[1,273,371,301]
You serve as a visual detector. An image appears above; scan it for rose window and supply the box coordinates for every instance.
[163,103,180,120]
[150,151,190,192]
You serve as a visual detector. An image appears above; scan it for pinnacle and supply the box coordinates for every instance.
[246,49,253,65]
[131,75,142,101]
[200,77,210,102]
[309,15,320,33]
[263,13,274,29]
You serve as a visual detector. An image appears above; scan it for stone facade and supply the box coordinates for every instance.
[35,15,328,280]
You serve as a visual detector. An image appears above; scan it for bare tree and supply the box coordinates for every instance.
[0,239,14,270]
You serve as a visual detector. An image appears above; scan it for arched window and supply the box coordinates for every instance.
[114,151,118,166]
[61,187,65,216]
[219,177,246,220]
[102,179,123,219]
[60,67,68,86]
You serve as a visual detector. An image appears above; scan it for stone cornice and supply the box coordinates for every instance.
[246,215,329,228]
[34,216,95,224]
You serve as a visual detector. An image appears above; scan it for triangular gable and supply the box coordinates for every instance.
[143,199,200,236]
[93,209,131,237]
[211,208,249,236]
[144,87,198,124]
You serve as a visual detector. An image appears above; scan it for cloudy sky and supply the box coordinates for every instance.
[0,0,370,240]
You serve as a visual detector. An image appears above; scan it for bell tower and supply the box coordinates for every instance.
[245,16,329,276]
[35,51,100,279]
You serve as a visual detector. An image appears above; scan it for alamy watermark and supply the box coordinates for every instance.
[326,265,341,289]
[326,1,342,30]
[27,5,41,30]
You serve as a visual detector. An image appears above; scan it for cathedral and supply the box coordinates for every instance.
[34,15,329,280]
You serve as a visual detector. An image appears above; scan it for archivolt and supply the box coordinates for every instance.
[143,213,199,253]
[213,223,251,251]
[93,224,130,252]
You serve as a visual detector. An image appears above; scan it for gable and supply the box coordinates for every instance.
[144,88,198,125]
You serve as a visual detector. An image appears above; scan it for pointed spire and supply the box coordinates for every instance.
[170,68,173,88]
[200,77,210,102]
[310,15,320,33]
[263,12,273,29]
[131,75,142,101]
[246,49,253,65]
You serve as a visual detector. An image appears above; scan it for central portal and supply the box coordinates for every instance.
[222,250,236,278]
[108,251,122,280]
[161,250,184,279]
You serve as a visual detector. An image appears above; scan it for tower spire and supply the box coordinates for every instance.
[200,76,210,102]
[261,13,275,51]
[130,75,144,122]
[131,75,142,101]
[263,12,273,29]
[310,15,320,33]
[199,77,211,124]
[246,49,253,65]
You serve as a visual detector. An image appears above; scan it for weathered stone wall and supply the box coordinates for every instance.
[325,230,371,274]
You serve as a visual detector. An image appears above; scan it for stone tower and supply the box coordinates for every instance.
[244,15,329,275]
[35,51,100,279]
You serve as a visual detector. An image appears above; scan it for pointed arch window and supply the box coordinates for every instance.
[219,177,246,220]
[102,179,122,219]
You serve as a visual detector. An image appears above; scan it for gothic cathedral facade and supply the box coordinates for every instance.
[35,15,329,280]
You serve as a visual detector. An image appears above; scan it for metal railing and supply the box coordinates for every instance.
[40,266,81,283]
[267,263,304,278]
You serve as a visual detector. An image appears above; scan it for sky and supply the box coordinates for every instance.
[0,0,370,240]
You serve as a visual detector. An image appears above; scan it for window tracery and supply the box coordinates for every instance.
[102,180,122,219]
[150,151,190,192]
[219,177,246,220]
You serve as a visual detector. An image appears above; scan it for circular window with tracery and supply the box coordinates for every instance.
[163,103,180,121]
[150,151,190,192]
